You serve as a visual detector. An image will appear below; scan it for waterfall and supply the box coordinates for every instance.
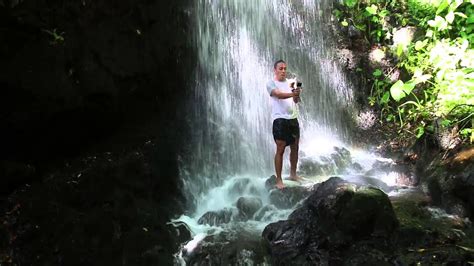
[180,0,355,202]
[171,1,406,264]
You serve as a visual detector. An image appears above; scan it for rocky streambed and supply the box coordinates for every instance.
[172,144,474,265]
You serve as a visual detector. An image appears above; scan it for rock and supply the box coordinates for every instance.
[236,197,262,221]
[299,146,353,176]
[441,194,471,218]
[268,186,312,209]
[184,229,266,265]
[423,147,474,219]
[264,175,277,191]
[342,174,394,193]
[198,208,236,226]
[262,177,398,264]
[253,204,278,222]
[168,222,192,245]
[229,178,258,195]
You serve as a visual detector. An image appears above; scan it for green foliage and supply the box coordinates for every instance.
[336,0,474,143]
[42,28,65,45]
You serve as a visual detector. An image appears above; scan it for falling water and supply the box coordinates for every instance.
[180,0,355,200]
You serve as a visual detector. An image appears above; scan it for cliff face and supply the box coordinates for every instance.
[0,0,194,192]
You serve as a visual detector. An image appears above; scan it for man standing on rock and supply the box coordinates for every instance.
[266,59,302,189]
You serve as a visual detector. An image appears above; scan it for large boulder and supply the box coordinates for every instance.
[236,197,263,221]
[262,177,398,265]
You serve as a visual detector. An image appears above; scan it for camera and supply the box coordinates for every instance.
[297,82,302,88]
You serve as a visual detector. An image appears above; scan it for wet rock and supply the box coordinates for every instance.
[168,222,192,245]
[298,158,329,176]
[236,197,262,221]
[268,186,312,209]
[342,174,394,193]
[441,195,471,219]
[229,178,258,195]
[253,204,278,221]
[423,147,474,219]
[198,208,236,226]
[299,146,353,176]
[262,177,398,264]
[184,229,266,265]
[264,175,277,191]
[350,162,363,171]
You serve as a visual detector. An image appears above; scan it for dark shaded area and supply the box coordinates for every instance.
[0,0,195,264]
[2,140,188,265]
[0,0,194,193]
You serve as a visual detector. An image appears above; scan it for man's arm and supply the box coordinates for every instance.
[271,88,300,99]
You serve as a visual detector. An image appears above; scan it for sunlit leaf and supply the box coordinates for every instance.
[415,41,426,51]
[390,80,406,102]
[366,5,378,15]
[454,12,467,19]
[402,82,416,95]
[436,0,450,15]
[416,126,425,138]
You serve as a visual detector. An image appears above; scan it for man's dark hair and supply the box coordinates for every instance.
[273,59,286,69]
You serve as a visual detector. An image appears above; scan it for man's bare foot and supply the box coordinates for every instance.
[275,181,285,190]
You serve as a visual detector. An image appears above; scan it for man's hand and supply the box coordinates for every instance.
[292,88,301,103]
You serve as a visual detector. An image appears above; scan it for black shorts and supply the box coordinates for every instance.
[272,118,300,146]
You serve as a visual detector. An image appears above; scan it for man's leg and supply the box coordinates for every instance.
[274,139,286,189]
[289,138,301,181]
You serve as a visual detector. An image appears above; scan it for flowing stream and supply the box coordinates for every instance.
[172,0,401,264]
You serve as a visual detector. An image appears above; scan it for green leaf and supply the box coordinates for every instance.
[343,0,358,8]
[373,69,383,77]
[436,0,450,15]
[454,12,467,19]
[402,82,416,95]
[415,41,426,51]
[416,126,425,138]
[366,5,378,15]
[441,119,452,127]
[390,80,406,102]
[396,44,404,57]
[467,14,474,24]
[387,114,395,122]
[341,20,349,27]
[381,91,391,104]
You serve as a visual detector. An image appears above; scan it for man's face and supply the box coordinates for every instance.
[274,62,287,81]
